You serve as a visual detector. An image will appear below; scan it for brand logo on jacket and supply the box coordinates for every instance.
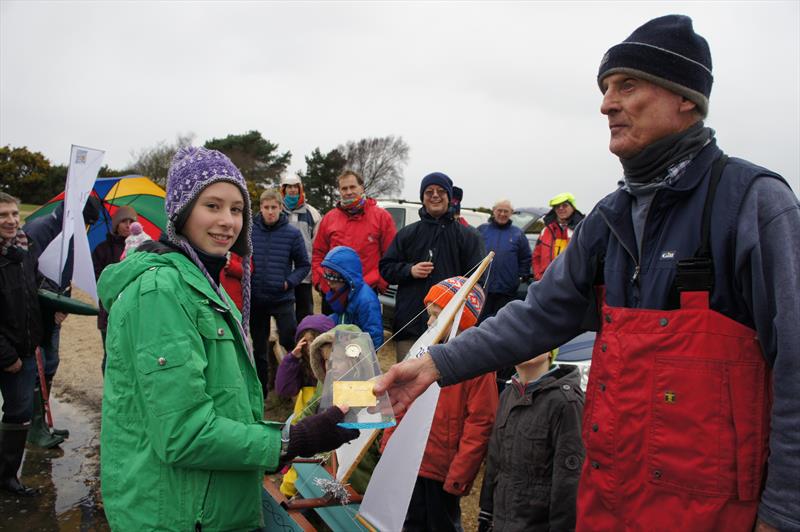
[664,391,677,403]
[660,250,676,260]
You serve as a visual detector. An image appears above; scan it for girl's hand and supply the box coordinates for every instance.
[291,338,308,358]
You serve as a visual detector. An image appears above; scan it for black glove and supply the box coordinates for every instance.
[477,510,493,532]
[285,406,360,460]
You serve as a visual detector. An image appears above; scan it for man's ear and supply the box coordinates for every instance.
[679,97,697,114]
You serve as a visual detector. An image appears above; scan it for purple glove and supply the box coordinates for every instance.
[285,406,360,460]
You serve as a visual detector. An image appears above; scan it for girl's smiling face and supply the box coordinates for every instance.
[182,182,244,256]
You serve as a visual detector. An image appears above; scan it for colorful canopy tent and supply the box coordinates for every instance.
[26,175,166,253]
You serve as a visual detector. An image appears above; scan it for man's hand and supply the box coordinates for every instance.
[54,312,68,325]
[411,261,434,279]
[373,353,440,416]
[3,358,22,373]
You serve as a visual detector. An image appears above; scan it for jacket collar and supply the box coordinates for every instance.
[418,207,454,224]
[511,364,580,399]
[596,140,721,254]
[256,212,288,231]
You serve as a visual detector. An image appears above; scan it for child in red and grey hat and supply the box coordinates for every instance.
[382,276,497,531]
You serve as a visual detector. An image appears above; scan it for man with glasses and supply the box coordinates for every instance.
[380,172,485,361]
[532,192,584,280]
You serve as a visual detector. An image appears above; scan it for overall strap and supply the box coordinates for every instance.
[672,154,729,306]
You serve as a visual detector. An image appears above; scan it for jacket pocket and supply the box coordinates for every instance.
[519,424,551,481]
[649,356,752,497]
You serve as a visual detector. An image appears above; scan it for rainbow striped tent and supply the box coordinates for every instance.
[26,175,166,252]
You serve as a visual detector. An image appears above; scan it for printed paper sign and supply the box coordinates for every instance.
[333,381,377,407]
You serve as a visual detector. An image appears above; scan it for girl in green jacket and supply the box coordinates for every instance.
[98,147,358,531]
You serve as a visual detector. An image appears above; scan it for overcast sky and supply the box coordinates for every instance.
[2,1,798,211]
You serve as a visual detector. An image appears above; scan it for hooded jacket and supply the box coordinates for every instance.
[321,246,384,349]
[478,218,532,295]
[379,208,486,341]
[312,197,396,293]
[479,365,585,531]
[97,249,281,532]
[251,212,310,305]
[532,208,585,281]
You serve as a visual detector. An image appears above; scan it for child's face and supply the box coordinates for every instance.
[182,182,244,256]
[515,352,551,374]
[320,343,333,363]
[426,304,443,327]
[260,199,281,225]
[328,279,346,291]
[300,330,317,355]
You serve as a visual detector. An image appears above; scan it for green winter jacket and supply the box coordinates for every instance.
[98,249,281,531]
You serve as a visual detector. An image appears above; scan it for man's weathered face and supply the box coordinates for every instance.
[0,201,20,239]
[338,175,364,202]
[600,73,697,159]
[554,202,575,223]
[493,202,513,225]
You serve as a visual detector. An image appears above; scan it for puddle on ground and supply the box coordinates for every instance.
[0,395,109,531]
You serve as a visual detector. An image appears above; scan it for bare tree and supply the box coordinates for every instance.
[337,136,409,198]
[128,133,195,186]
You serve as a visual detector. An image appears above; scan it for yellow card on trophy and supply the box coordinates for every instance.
[333,380,377,407]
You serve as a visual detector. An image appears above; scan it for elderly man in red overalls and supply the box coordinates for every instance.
[375,14,800,532]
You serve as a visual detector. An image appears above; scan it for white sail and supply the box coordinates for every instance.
[38,145,104,302]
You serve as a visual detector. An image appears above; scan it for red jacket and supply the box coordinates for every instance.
[220,253,249,311]
[532,221,574,280]
[312,198,396,293]
[381,372,498,496]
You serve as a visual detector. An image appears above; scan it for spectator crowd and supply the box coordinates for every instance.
[1,13,797,532]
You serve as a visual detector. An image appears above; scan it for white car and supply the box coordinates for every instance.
[377,199,489,230]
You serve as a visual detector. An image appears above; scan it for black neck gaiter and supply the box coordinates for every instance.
[620,121,714,194]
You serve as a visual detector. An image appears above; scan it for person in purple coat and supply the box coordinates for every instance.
[274,314,335,400]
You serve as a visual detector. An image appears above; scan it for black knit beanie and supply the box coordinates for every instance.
[598,15,713,117]
[419,172,454,202]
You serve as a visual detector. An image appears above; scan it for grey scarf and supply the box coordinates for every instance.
[620,122,714,196]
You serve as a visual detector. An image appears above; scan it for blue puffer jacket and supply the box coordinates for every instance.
[321,246,384,349]
[478,219,532,295]
[251,212,310,305]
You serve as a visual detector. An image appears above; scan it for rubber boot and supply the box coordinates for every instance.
[25,383,65,449]
[45,376,69,438]
[0,422,39,496]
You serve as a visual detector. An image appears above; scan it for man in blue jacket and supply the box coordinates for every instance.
[250,189,310,398]
[477,199,531,320]
[376,15,799,532]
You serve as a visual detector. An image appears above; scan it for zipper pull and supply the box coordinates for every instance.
[631,265,640,285]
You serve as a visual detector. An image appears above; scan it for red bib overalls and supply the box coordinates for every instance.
[576,290,771,531]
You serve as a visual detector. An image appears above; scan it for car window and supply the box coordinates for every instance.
[386,207,405,230]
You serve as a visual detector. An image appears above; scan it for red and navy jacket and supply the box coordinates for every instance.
[430,140,800,529]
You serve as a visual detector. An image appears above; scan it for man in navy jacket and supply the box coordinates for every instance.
[477,199,531,319]
[376,15,799,532]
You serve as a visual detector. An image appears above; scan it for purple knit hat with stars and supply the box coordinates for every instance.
[165,146,254,342]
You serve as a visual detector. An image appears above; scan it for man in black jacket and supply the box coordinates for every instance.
[0,192,43,495]
[380,173,485,361]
